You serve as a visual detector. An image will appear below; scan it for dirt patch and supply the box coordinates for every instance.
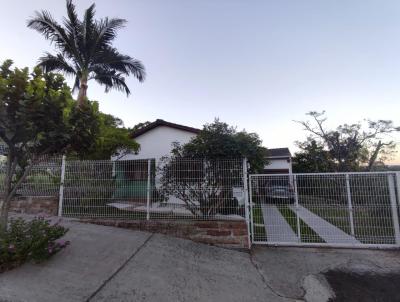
[324,270,400,302]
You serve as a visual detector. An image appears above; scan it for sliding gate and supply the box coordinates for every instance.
[249,172,400,248]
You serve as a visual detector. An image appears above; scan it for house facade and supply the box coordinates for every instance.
[116,119,292,174]
[264,148,292,174]
[115,119,200,161]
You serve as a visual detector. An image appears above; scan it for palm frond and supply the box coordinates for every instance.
[63,0,81,56]
[27,10,81,65]
[92,68,131,96]
[91,46,145,81]
[92,18,126,51]
[82,3,96,62]
[28,11,69,49]
[37,52,76,76]
[28,0,145,100]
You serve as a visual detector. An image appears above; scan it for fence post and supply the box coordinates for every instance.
[388,174,400,245]
[345,174,355,237]
[58,155,66,217]
[243,158,251,249]
[248,174,255,245]
[146,159,151,221]
[396,172,400,207]
[293,174,301,243]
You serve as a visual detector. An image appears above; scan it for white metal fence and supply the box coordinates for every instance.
[0,156,62,196]
[60,158,248,221]
[3,155,400,249]
[250,172,400,248]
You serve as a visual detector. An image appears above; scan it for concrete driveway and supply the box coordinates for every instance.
[1,218,400,302]
[0,219,288,302]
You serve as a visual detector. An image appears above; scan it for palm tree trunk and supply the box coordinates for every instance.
[77,76,88,107]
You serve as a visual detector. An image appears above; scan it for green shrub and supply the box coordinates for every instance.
[0,218,69,272]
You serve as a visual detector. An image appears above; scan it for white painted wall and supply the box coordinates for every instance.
[115,126,197,161]
[264,158,292,172]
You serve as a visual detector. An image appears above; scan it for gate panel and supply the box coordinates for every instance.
[250,172,400,248]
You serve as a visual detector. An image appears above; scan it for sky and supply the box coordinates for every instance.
[0,0,399,163]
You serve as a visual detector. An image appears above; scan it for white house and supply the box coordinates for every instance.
[116,119,292,173]
[116,119,200,161]
[264,148,292,174]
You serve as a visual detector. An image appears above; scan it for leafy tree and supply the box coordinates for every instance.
[292,139,333,173]
[174,119,268,172]
[157,119,268,217]
[27,0,145,107]
[294,111,400,172]
[78,106,140,159]
[130,121,151,134]
[0,60,94,230]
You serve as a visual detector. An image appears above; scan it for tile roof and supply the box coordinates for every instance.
[267,147,291,158]
[131,119,201,139]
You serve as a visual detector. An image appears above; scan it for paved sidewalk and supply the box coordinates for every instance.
[0,218,289,302]
[1,217,399,302]
[0,221,151,302]
[262,205,298,243]
[290,205,360,244]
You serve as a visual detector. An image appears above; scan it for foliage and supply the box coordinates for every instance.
[0,217,69,272]
[173,119,268,173]
[130,121,151,134]
[0,60,95,229]
[292,139,333,173]
[293,111,400,172]
[158,157,243,217]
[27,0,146,106]
[69,102,139,159]
[158,119,264,217]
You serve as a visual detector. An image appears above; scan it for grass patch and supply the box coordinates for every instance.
[301,196,396,244]
[277,205,325,243]
[252,205,266,241]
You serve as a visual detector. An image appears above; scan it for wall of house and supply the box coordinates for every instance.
[114,126,197,161]
[264,158,292,173]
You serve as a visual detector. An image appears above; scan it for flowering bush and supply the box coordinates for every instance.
[0,217,69,272]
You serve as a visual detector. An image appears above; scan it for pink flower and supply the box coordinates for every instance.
[56,240,70,248]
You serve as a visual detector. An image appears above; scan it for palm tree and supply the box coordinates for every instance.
[28,0,145,107]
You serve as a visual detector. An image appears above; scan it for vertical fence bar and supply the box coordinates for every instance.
[293,174,301,243]
[396,172,400,207]
[57,155,66,217]
[248,175,255,244]
[345,174,355,237]
[388,174,400,245]
[243,158,251,248]
[146,159,151,221]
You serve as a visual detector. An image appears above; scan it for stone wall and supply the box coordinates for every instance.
[80,219,250,249]
[10,196,59,216]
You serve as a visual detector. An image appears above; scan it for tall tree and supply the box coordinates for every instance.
[76,105,140,160]
[27,0,145,107]
[292,139,334,173]
[294,111,400,172]
[0,60,96,230]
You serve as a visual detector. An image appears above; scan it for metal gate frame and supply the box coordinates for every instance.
[248,172,400,249]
